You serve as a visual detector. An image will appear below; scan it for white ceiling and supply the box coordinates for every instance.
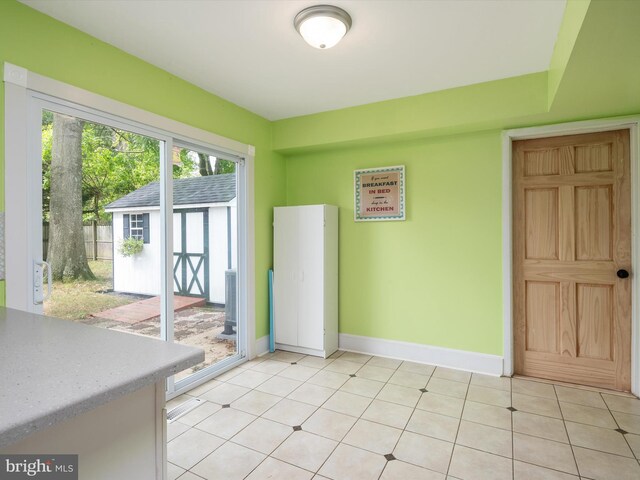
[21,0,566,121]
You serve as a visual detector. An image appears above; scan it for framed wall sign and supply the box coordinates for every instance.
[354,165,405,222]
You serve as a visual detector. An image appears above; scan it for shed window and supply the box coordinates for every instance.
[123,213,150,244]
[130,214,144,240]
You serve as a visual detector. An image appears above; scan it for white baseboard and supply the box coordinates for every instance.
[339,333,504,377]
[255,335,270,357]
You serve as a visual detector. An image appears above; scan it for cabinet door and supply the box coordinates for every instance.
[274,208,300,346]
[297,206,325,350]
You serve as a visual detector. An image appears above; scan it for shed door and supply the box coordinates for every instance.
[173,209,209,300]
[513,130,631,391]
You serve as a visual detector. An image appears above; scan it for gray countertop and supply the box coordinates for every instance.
[0,307,204,449]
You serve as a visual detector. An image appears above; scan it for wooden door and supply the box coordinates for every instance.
[513,130,631,391]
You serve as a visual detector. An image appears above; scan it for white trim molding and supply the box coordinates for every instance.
[339,333,504,376]
[502,116,640,396]
[4,63,249,157]
[4,63,27,88]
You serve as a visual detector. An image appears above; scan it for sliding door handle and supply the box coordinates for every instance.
[33,260,52,304]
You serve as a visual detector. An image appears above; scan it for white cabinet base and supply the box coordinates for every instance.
[275,343,335,359]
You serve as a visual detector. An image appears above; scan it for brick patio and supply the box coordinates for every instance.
[94,295,206,324]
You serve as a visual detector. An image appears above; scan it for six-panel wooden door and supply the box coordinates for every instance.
[513,130,631,391]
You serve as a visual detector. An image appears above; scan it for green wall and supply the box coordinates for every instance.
[286,131,504,355]
[279,0,640,356]
[273,72,549,154]
[549,0,640,119]
[3,0,640,358]
[0,0,285,337]
[547,0,590,108]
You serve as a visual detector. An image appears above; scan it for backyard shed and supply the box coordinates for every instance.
[105,174,237,304]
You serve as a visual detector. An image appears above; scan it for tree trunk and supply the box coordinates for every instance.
[48,113,95,280]
[213,157,224,175]
[198,153,213,176]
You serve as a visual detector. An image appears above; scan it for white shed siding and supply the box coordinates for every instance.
[209,207,237,304]
[230,198,238,269]
[112,205,234,304]
[112,211,162,296]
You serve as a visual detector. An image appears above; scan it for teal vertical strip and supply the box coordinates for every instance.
[268,269,275,352]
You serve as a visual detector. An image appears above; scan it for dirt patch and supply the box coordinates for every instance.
[47,260,234,380]
[85,305,237,379]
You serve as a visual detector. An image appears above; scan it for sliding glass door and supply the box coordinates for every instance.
[38,108,165,343]
[169,143,243,391]
[26,95,245,395]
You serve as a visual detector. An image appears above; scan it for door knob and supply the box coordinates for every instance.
[617,269,630,279]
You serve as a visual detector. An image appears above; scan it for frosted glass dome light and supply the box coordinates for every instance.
[294,5,352,49]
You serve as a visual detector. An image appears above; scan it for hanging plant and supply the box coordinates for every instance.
[118,237,144,257]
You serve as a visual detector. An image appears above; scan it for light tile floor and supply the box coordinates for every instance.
[166,350,640,480]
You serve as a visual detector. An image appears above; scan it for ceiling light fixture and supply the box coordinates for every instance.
[294,5,352,50]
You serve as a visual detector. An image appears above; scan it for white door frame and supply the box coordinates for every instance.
[502,116,640,396]
[3,62,257,387]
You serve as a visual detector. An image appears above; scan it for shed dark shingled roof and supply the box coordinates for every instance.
[106,174,236,209]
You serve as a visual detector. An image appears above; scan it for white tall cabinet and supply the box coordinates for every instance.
[274,205,338,358]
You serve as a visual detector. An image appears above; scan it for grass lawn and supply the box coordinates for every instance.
[44,260,134,320]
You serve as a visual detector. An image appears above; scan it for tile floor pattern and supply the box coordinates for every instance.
[166,350,640,480]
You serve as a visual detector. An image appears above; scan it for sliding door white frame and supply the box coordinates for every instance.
[4,63,256,395]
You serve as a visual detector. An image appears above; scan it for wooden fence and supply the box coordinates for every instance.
[43,222,113,261]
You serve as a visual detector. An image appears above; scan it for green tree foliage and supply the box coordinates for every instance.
[213,158,236,174]
[42,114,198,221]
[190,151,235,176]
[42,112,235,222]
